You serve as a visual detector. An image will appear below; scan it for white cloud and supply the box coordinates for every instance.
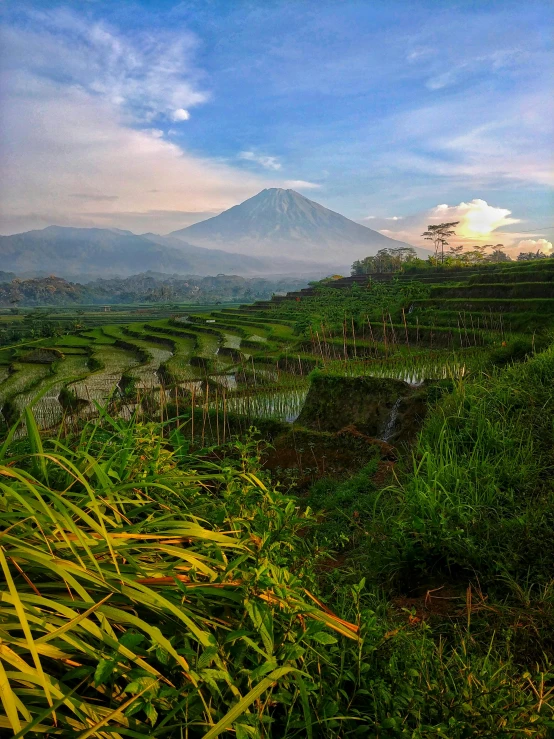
[385,216,403,221]
[362,215,376,220]
[430,199,520,238]
[0,74,273,234]
[283,180,321,190]
[370,199,524,249]
[238,151,282,170]
[171,108,190,121]
[514,238,553,255]
[0,12,279,235]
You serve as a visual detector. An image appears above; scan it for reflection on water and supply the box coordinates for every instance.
[220,388,308,423]
[212,374,238,391]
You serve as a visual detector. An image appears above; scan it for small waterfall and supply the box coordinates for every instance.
[381,397,402,441]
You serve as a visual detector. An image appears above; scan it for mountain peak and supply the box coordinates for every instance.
[170,188,419,264]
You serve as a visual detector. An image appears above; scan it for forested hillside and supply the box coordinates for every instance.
[0,272,310,307]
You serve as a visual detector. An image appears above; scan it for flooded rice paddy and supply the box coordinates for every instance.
[0,315,485,433]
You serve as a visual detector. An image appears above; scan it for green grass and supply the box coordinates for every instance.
[1,404,552,736]
[3,269,554,734]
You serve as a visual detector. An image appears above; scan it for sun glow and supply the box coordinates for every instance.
[432,199,520,239]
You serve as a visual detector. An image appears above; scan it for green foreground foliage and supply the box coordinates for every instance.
[1,342,554,736]
[1,259,554,736]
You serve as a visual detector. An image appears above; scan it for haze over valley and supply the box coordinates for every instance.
[0,188,424,281]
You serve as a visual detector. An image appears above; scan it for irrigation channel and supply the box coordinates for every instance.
[0,313,488,441]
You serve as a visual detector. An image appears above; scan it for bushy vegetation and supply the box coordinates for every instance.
[282,281,430,336]
[2,261,554,735]
[2,363,554,736]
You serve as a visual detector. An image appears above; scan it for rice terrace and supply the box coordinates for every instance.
[1,254,554,736]
[1,1,554,736]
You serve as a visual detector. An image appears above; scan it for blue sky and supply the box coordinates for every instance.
[0,0,552,253]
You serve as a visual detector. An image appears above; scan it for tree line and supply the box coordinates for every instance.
[351,222,549,275]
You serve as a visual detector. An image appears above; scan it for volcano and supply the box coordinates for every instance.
[170,188,420,265]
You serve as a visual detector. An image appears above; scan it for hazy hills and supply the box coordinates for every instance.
[171,188,419,262]
[0,272,310,307]
[0,226,308,280]
[0,189,421,280]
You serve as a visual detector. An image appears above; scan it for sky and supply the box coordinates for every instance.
[0,0,552,255]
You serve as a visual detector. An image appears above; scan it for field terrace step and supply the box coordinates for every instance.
[415,297,554,314]
[429,282,554,299]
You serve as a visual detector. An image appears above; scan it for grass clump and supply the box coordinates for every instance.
[1,408,552,735]
[380,344,554,587]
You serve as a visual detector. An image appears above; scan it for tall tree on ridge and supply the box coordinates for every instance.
[422,222,460,263]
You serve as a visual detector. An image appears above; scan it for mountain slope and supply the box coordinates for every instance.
[170,188,420,262]
[0,226,325,279]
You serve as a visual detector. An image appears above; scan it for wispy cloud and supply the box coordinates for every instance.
[0,9,275,234]
[283,180,321,190]
[1,8,208,124]
[238,151,282,170]
[70,194,119,202]
[378,88,554,188]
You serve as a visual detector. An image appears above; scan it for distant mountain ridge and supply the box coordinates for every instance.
[170,188,420,262]
[0,225,326,279]
[0,189,422,279]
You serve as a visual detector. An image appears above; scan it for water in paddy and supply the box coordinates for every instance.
[0,363,52,408]
[220,387,309,423]
[221,333,242,350]
[68,345,139,408]
[102,327,174,389]
[132,346,173,389]
[249,367,279,383]
[332,355,470,386]
[212,374,238,391]
[180,380,204,395]
[11,355,90,429]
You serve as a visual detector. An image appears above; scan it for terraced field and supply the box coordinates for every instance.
[1,259,552,435]
[4,261,554,738]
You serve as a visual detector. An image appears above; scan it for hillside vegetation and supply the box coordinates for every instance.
[1,259,554,736]
[0,273,310,308]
